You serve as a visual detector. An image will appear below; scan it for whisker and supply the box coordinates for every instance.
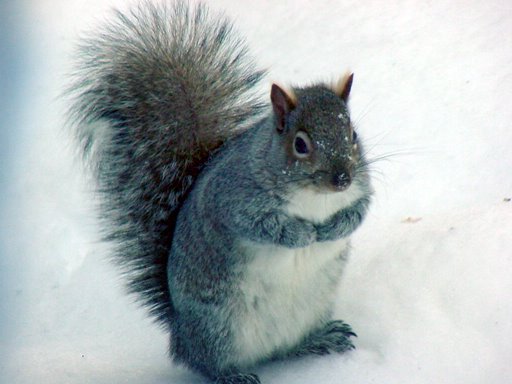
[352,97,376,127]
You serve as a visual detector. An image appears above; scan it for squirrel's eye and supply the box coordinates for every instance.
[293,132,312,158]
[352,130,358,142]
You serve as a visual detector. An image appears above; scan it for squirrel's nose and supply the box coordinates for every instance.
[332,171,352,191]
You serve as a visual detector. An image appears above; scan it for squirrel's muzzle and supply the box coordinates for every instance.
[331,171,352,191]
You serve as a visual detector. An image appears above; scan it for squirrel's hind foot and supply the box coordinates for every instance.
[215,373,260,384]
[293,320,356,357]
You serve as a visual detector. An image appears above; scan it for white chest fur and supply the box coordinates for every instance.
[285,183,363,223]
[231,185,362,367]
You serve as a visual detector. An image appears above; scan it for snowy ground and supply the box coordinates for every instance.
[1,0,511,383]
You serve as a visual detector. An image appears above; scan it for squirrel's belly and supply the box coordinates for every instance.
[232,238,350,367]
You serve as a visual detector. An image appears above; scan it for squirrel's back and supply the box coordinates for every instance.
[67,0,266,327]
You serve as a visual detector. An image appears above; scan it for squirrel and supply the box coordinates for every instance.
[68,1,372,383]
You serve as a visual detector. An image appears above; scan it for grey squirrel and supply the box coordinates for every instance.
[68,1,372,383]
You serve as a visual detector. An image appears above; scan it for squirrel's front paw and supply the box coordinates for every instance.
[279,218,316,248]
[315,197,369,242]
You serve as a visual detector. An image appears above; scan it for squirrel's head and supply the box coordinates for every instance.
[270,73,364,193]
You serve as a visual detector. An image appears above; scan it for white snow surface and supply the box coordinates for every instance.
[1,0,511,383]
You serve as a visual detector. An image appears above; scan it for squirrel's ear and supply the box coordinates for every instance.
[334,72,354,102]
[271,84,296,132]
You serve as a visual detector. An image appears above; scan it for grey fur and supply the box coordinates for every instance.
[67,0,265,327]
[316,197,370,242]
[168,91,371,380]
[68,1,372,383]
[216,373,261,384]
[291,320,357,357]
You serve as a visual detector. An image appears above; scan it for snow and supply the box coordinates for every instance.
[1,0,511,383]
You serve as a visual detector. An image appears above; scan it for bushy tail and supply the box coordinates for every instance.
[67,0,265,328]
